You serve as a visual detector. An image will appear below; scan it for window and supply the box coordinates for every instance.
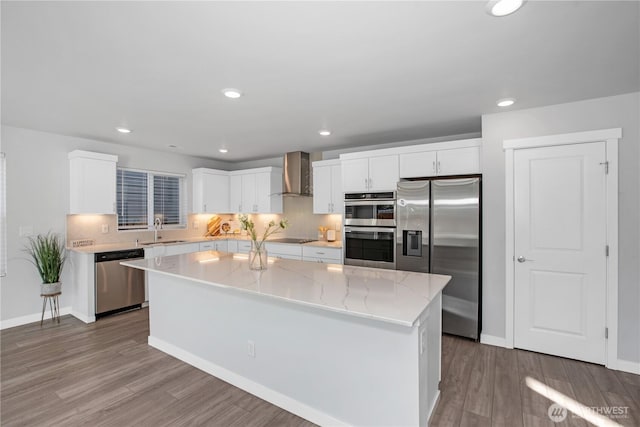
[116,168,186,230]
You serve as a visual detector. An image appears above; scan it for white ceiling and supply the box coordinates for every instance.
[2,1,638,162]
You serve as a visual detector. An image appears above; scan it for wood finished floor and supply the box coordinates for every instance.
[1,309,638,427]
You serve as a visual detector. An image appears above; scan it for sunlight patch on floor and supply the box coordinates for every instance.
[525,376,623,427]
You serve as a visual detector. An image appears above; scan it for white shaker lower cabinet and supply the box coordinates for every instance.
[312,159,342,214]
[68,150,118,214]
[302,246,342,264]
[341,154,399,192]
[264,243,303,260]
[229,240,252,253]
[200,240,228,252]
[144,242,200,258]
[192,168,230,213]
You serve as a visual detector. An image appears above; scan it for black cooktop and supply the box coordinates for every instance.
[268,238,317,244]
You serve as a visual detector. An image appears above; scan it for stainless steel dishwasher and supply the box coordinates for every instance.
[95,249,145,318]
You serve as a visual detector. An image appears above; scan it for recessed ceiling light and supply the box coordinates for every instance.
[116,127,132,134]
[497,98,516,107]
[222,88,242,99]
[318,129,331,136]
[486,0,525,17]
[219,148,228,153]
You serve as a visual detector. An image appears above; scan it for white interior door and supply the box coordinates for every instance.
[514,141,607,364]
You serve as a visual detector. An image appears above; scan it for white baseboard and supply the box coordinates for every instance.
[70,310,95,324]
[480,333,509,348]
[0,306,72,330]
[615,359,640,375]
[148,336,349,427]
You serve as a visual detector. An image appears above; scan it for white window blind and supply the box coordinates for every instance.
[0,152,6,277]
[153,175,181,226]
[117,169,148,229]
[117,168,186,230]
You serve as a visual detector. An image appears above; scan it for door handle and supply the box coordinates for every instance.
[517,256,534,263]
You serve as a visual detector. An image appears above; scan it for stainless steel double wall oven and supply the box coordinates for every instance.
[343,192,396,269]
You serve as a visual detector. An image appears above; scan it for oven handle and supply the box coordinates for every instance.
[344,200,396,206]
[344,226,396,234]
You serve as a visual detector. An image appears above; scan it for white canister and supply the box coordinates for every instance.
[326,229,336,242]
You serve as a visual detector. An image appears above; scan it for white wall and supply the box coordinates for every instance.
[0,125,230,322]
[481,92,640,364]
[321,132,481,160]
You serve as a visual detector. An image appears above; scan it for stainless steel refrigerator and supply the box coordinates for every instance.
[396,178,481,340]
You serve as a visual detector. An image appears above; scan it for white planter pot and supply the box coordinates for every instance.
[41,282,62,295]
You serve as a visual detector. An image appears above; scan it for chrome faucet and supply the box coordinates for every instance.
[154,217,162,242]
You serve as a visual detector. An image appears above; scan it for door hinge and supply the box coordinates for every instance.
[600,161,609,174]
[606,245,609,257]
[605,327,609,339]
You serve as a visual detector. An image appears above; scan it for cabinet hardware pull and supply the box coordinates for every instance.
[437,161,441,173]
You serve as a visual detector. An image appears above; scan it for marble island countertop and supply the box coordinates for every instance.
[122,252,450,327]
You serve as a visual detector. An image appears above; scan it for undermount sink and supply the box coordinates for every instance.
[140,240,187,246]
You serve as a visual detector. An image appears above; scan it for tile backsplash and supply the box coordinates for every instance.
[66,197,342,246]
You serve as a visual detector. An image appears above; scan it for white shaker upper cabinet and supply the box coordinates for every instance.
[192,168,230,213]
[69,150,118,214]
[241,173,257,213]
[255,170,282,213]
[312,159,342,214]
[399,141,481,179]
[341,155,398,193]
[229,167,283,214]
[229,175,242,213]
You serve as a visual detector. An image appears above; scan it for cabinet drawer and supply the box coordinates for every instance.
[199,241,215,251]
[236,241,253,253]
[271,253,303,261]
[303,256,343,264]
[302,246,342,261]
[264,243,303,257]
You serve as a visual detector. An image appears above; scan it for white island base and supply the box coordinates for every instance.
[128,254,448,427]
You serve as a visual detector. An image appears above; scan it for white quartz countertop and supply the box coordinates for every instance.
[70,236,342,253]
[122,252,450,327]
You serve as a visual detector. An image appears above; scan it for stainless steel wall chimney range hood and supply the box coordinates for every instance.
[283,151,311,196]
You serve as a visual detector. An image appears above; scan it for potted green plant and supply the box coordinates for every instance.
[25,232,67,295]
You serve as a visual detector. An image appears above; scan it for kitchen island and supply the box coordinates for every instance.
[122,251,450,426]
